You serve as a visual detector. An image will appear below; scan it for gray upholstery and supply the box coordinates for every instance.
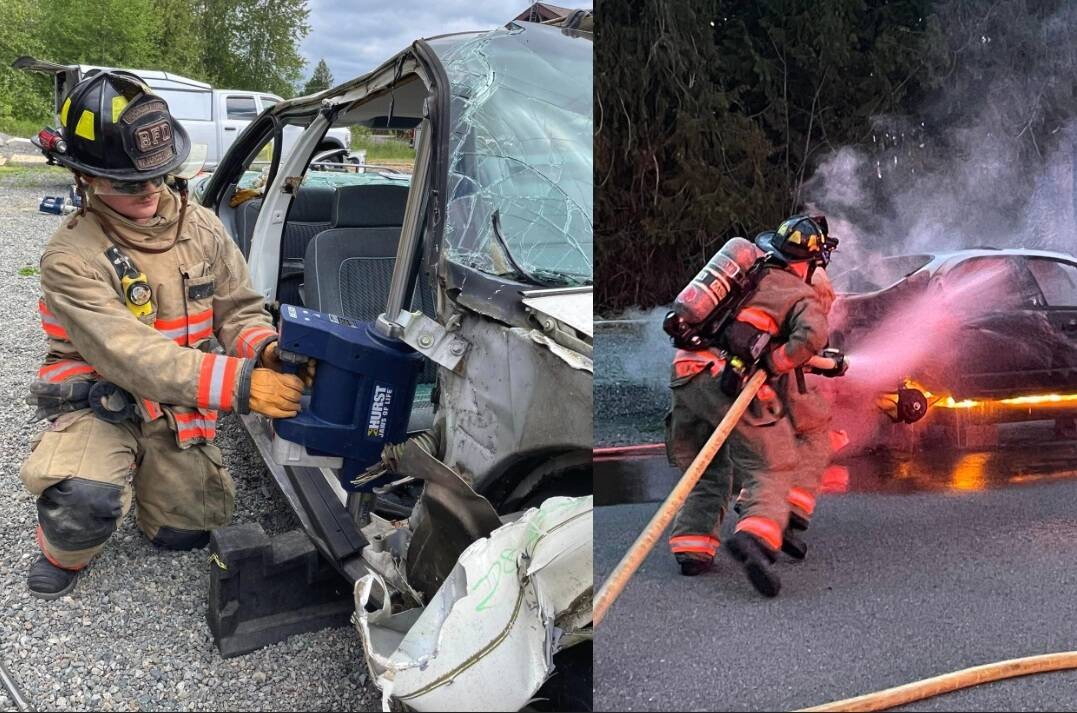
[303,183,436,427]
[283,185,334,261]
[332,184,409,227]
[235,198,262,258]
[304,184,410,316]
[304,226,401,318]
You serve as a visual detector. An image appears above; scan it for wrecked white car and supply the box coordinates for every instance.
[196,20,593,711]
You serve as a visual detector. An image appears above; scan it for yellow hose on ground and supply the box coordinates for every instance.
[798,651,1077,711]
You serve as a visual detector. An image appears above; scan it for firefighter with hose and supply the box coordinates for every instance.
[734,267,844,560]
[663,215,845,597]
[21,71,309,600]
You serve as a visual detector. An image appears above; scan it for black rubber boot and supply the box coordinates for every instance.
[732,489,748,516]
[725,531,781,597]
[781,529,808,560]
[788,512,810,532]
[27,556,80,600]
[675,554,713,577]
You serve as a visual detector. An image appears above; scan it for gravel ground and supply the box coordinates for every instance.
[0,170,378,712]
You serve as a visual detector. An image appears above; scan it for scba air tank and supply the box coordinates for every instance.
[663,237,763,348]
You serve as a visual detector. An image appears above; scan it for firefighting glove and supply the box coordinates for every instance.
[248,369,305,419]
[259,342,316,388]
[814,348,848,378]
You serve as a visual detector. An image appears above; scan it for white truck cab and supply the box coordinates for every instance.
[12,56,349,169]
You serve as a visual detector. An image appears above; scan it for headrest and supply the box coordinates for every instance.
[289,185,335,222]
[332,184,409,227]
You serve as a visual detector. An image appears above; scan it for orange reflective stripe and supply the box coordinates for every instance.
[736,307,779,335]
[669,534,720,556]
[187,324,214,343]
[235,326,277,358]
[177,424,217,441]
[142,399,163,421]
[173,407,219,442]
[154,314,188,330]
[757,384,777,401]
[787,486,816,516]
[42,322,69,339]
[197,355,240,411]
[829,429,850,453]
[39,300,70,340]
[674,359,708,380]
[821,465,850,494]
[38,360,95,382]
[735,515,783,550]
[187,309,214,344]
[673,348,725,379]
[187,309,213,327]
[36,525,87,571]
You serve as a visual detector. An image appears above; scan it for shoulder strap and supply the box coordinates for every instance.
[104,245,139,281]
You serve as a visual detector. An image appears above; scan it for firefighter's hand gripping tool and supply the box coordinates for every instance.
[810,347,849,378]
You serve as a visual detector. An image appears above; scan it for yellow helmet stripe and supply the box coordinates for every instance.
[60,97,72,127]
[75,110,96,141]
[112,95,129,123]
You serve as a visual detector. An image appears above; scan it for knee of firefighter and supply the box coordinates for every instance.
[37,478,124,551]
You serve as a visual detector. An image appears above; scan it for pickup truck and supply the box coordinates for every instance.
[12,56,350,169]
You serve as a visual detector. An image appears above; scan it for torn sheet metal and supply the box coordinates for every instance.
[522,288,593,339]
[355,495,593,712]
[529,330,593,373]
[435,316,592,493]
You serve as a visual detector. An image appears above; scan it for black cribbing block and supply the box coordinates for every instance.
[207,523,355,658]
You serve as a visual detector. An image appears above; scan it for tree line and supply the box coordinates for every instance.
[595,0,1077,312]
[0,0,319,131]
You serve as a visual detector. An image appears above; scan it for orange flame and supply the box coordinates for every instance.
[934,393,1077,409]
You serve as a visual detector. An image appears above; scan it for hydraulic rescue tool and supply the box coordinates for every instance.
[272,304,423,493]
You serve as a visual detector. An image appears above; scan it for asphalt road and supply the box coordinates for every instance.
[594,455,1077,711]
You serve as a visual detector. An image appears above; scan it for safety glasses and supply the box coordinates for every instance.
[93,176,166,197]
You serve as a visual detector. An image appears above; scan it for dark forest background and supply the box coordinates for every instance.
[595,0,1077,312]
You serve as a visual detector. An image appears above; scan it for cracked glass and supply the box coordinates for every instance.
[430,23,593,287]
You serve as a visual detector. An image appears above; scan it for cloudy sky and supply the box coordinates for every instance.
[299,0,593,83]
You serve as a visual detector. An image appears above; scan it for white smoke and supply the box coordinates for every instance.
[804,2,1077,270]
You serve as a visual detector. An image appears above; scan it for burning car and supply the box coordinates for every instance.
[197,20,593,710]
[829,248,1077,448]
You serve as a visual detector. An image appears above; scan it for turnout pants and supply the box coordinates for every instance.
[21,409,235,569]
[667,368,798,559]
[786,428,830,524]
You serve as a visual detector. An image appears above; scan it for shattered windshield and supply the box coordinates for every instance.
[430,23,593,287]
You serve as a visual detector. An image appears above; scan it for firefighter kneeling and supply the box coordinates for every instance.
[663,215,846,597]
[22,71,308,599]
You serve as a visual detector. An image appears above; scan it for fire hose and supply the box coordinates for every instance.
[593,369,768,626]
[799,651,1077,711]
[0,660,32,712]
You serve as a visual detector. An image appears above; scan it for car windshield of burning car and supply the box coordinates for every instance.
[429,23,593,287]
[831,253,933,294]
